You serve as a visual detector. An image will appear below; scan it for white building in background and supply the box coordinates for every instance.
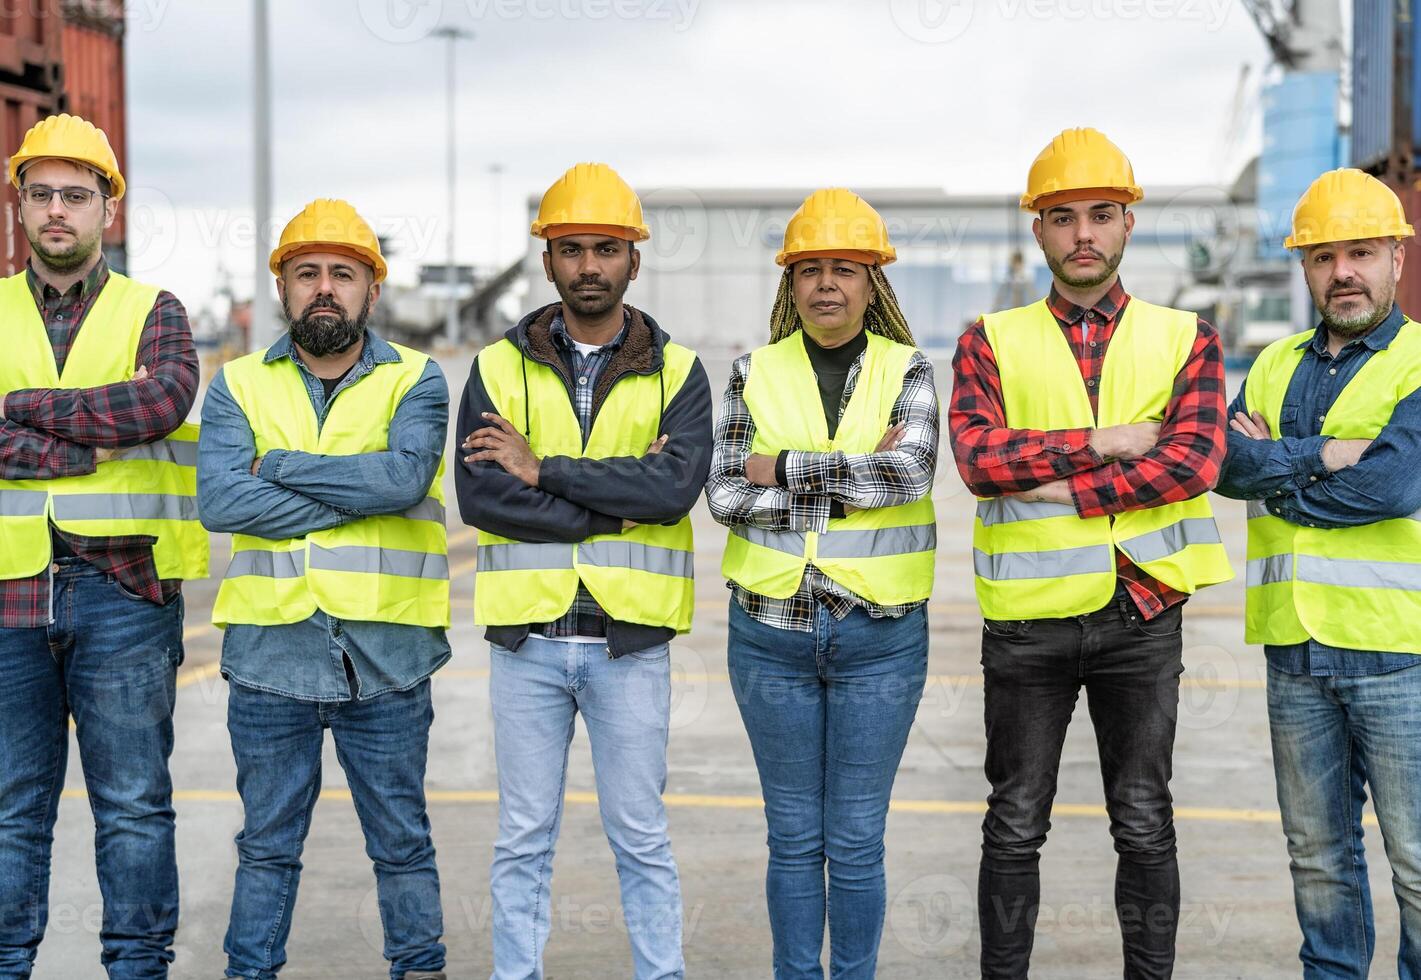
[523,185,1248,354]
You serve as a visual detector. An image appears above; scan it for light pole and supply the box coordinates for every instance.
[433,26,472,347]
[251,0,273,351]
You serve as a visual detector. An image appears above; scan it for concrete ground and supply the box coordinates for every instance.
[33,356,1407,979]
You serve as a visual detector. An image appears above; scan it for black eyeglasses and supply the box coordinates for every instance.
[19,185,107,210]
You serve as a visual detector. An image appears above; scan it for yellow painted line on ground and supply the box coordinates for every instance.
[55,787,1357,826]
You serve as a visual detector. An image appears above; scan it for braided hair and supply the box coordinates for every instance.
[768,264,915,345]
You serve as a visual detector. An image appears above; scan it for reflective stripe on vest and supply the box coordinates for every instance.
[0,490,48,516]
[212,342,450,629]
[473,332,699,632]
[973,299,1232,619]
[227,550,306,579]
[308,544,450,580]
[721,331,937,606]
[973,543,1115,581]
[1242,319,1421,653]
[0,272,208,581]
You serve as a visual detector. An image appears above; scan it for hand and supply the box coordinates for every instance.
[875,423,906,453]
[1090,422,1161,459]
[645,434,668,455]
[1229,410,1272,441]
[1008,479,1074,505]
[462,413,542,487]
[1321,438,1371,473]
[745,453,779,487]
[95,447,119,464]
[132,365,149,383]
[622,519,637,531]
[250,455,264,476]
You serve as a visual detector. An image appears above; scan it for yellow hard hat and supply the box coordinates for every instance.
[1284,168,1415,249]
[530,162,650,242]
[9,113,125,200]
[1020,127,1143,212]
[269,199,387,283]
[776,188,896,267]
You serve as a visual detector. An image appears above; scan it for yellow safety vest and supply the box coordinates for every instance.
[212,344,449,628]
[0,270,205,581]
[721,330,937,605]
[1243,319,1421,653]
[473,337,698,633]
[973,298,1233,620]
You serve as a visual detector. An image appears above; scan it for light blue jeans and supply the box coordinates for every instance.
[1268,663,1421,979]
[488,636,683,980]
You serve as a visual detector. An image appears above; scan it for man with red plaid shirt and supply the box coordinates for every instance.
[0,115,202,980]
[948,128,1232,980]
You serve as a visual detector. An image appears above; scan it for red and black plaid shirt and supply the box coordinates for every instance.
[948,279,1227,620]
[0,259,199,627]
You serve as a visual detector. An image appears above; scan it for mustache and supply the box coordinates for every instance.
[1068,247,1104,260]
[1327,280,1373,301]
[571,276,610,290]
[301,295,347,316]
[41,222,76,235]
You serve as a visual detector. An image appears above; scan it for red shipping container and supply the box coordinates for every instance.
[1385,175,1421,322]
[59,0,124,265]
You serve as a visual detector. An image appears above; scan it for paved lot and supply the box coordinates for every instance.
[33,355,1406,978]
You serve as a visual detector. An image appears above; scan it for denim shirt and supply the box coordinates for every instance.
[198,330,452,701]
[1216,305,1421,675]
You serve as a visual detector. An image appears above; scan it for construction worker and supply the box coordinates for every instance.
[0,114,203,980]
[1216,169,1421,978]
[456,162,712,980]
[197,199,450,980]
[948,127,1233,979]
[706,188,938,980]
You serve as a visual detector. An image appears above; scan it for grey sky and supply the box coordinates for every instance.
[123,0,1268,312]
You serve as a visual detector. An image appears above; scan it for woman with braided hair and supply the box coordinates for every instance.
[706,188,940,979]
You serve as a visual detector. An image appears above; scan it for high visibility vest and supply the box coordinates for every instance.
[973,298,1233,620]
[1243,319,1421,653]
[473,337,697,632]
[0,271,206,581]
[721,331,937,605]
[212,344,449,628]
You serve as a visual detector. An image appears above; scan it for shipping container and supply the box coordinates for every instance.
[0,0,63,91]
[1352,0,1397,170]
[1383,173,1421,318]
[1259,71,1342,259]
[0,80,60,276]
[59,0,123,266]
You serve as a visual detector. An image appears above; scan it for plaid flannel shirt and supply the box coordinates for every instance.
[706,337,939,632]
[948,280,1227,620]
[0,260,199,626]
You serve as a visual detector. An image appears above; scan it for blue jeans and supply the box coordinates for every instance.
[488,635,683,980]
[1268,663,1421,979]
[727,601,928,980]
[0,558,184,980]
[223,679,444,980]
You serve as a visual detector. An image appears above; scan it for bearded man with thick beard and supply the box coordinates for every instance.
[1217,169,1421,979]
[196,199,453,980]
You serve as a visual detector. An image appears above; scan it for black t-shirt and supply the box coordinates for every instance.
[319,366,353,404]
[776,328,869,517]
[802,327,869,439]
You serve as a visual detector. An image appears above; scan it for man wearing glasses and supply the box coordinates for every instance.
[0,114,204,978]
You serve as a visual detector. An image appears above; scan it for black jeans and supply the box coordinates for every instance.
[978,586,1185,980]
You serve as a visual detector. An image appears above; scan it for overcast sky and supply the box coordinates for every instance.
[122,0,1271,313]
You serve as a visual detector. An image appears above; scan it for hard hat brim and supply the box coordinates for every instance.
[10,153,125,201]
[775,247,894,267]
[1021,186,1141,212]
[270,241,388,283]
[532,221,649,242]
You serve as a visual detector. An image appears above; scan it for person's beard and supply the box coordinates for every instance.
[1317,276,1394,338]
[553,268,630,318]
[1045,243,1124,290]
[284,292,371,356]
[26,218,102,274]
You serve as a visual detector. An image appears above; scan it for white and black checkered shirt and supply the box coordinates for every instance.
[705,340,939,632]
